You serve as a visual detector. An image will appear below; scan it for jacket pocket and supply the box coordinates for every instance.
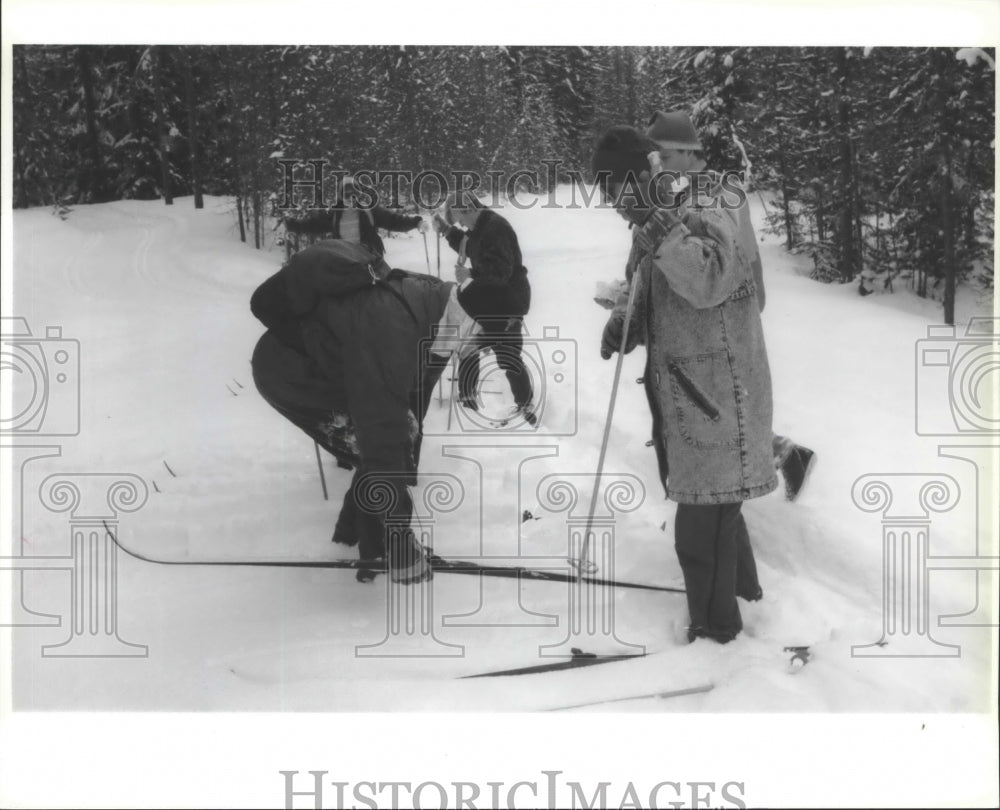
[666,351,740,449]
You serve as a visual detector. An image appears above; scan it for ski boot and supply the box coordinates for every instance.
[779,443,816,502]
[388,531,433,584]
[517,402,538,426]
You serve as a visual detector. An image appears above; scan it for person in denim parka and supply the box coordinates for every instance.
[593,120,777,643]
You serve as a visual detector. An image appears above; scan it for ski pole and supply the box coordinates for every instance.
[446,355,459,431]
[436,231,445,404]
[570,266,642,577]
[572,149,663,575]
[314,441,329,501]
[422,231,432,275]
[445,237,471,427]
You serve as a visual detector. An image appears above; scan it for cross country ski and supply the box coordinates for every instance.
[102,522,685,595]
[461,647,647,678]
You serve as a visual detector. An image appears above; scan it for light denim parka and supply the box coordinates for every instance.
[625,176,778,504]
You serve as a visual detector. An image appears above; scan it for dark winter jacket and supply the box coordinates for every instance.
[285,202,421,258]
[250,241,451,478]
[444,209,531,318]
[626,179,777,505]
[333,200,422,258]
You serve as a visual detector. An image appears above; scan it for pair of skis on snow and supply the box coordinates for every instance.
[103,524,810,708]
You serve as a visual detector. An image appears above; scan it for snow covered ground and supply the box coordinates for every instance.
[5,189,997,721]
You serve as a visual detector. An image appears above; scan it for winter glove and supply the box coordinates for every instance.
[600,310,640,360]
[417,218,431,234]
[593,279,629,311]
[433,213,451,234]
[455,264,470,284]
[634,204,685,255]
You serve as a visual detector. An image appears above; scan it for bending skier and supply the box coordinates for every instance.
[249,239,465,583]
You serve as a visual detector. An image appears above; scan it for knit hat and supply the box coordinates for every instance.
[646,110,702,151]
[444,188,487,218]
[591,125,660,192]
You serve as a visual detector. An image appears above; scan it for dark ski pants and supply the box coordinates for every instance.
[458,317,533,407]
[674,502,761,643]
[253,333,448,560]
[251,333,354,461]
[330,357,447,562]
[333,471,415,561]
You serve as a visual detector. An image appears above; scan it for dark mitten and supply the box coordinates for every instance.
[332,488,359,546]
[634,206,685,254]
[600,311,640,360]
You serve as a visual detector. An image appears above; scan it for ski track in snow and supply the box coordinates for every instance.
[9,192,996,713]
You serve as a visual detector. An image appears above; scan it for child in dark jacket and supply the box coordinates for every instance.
[282,174,429,259]
[333,175,429,257]
[433,196,534,419]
